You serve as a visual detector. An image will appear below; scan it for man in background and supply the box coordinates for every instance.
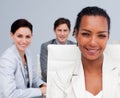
[40,17,76,82]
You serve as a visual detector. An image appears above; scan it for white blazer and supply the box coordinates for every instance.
[47,53,120,98]
[0,45,44,98]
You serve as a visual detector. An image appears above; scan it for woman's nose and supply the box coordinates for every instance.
[89,36,98,46]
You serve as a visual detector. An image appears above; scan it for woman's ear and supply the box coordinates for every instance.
[74,29,78,39]
[108,33,110,40]
[53,28,56,33]
[74,30,80,45]
[10,32,14,39]
[69,29,71,33]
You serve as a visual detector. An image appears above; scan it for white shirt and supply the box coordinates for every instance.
[86,91,103,98]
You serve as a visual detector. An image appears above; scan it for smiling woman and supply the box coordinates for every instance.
[74,7,109,96]
[47,6,120,98]
[10,27,32,58]
[0,19,46,98]
[76,15,109,61]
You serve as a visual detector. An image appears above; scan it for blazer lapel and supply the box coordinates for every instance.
[102,53,118,98]
[14,44,29,87]
[19,58,27,86]
[71,60,86,98]
[25,51,32,87]
[72,75,86,98]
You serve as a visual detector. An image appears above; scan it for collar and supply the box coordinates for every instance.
[55,39,68,44]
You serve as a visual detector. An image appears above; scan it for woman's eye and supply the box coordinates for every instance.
[98,34,107,38]
[81,33,90,37]
[26,35,31,39]
[17,35,23,38]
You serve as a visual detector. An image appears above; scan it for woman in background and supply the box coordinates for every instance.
[0,19,46,98]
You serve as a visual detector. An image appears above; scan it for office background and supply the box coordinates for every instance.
[1,0,120,63]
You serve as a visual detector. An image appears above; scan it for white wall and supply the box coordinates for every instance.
[1,0,120,63]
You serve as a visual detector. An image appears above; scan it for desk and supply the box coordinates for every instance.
[33,96,46,98]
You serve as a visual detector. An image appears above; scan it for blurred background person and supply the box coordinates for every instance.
[40,17,76,82]
[0,19,46,98]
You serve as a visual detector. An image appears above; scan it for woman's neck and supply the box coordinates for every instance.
[82,55,103,73]
[82,55,103,95]
[19,51,26,65]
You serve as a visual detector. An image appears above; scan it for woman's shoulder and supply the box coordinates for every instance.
[1,45,17,57]
[0,45,20,70]
[0,45,20,64]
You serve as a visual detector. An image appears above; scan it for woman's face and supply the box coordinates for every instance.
[75,15,109,61]
[10,27,32,53]
[54,23,70,44]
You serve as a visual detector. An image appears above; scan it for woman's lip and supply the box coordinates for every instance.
[20,44,27,47]
[86,48,99,54]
